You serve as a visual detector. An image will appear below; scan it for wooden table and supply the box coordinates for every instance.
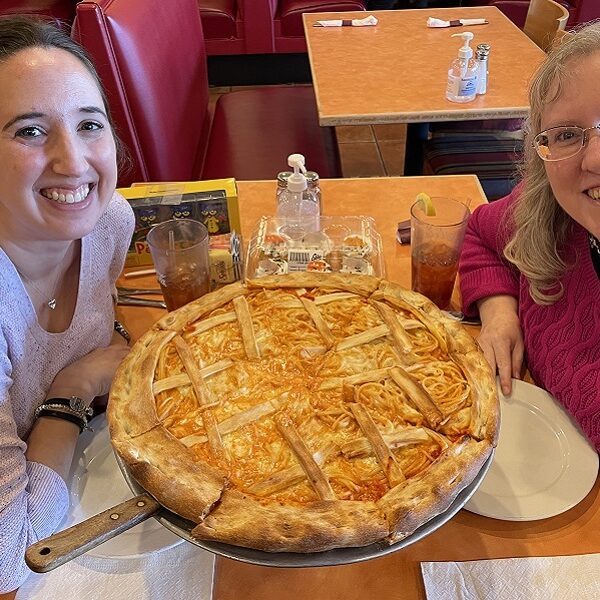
[303,6,545,127]
[118,175,485,340]
[115,176,600,600]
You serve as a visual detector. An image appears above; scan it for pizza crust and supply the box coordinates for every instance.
[247,272,381,297]
[377,437,491,543]
[109,328,175,440]
[113,426,225,522]
[191,490,388,553]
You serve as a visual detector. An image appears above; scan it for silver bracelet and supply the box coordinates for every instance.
[35,396,94,432]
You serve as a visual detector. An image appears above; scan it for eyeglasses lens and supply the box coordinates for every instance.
[535,126,584,161]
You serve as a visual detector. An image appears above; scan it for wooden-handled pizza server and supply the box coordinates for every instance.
[25,494,161,573]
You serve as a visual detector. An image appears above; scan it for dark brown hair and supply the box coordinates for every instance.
[0,15,129,172]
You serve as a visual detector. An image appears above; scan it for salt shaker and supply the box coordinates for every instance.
[476,43,490,95]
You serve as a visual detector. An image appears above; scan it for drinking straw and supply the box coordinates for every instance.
[124,268,157,279]
[168,228,177,274]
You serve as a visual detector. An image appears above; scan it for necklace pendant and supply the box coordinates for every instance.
[47,298,57,310]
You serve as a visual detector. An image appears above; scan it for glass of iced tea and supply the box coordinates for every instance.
[146,219,210,311]
[410,197,470,310]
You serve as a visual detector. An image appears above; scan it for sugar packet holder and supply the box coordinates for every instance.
[427,17,488,28]
[314,15,378,28]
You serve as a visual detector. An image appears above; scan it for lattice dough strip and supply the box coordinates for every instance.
[185,311,237,337]
[318,367,392,391]
[335,324,389,351]
[313,292,358,305]
[275,413,336,501]
[247,443,338,496]
[389,366,444,428]
[341,426,432,459]
[349,402,405,487]
[179,398,281,447]
[153,359,234,394]
[300,297,335,349]
[173,335,225,459]
[233,296,260,359]
[372,300,415,352]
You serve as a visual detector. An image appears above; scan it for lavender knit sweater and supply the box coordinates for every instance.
[459,189,600,451]
[0,193,134,592]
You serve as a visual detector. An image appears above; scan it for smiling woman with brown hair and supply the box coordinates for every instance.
[459,22,600,452]
[0,17,134,591]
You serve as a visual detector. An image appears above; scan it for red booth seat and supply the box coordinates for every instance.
[198,0,367,56]
[275,0,366,53]
[0,0,76,24]
[73,0,341,187]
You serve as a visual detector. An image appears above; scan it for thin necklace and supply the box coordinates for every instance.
[18,268,62,310]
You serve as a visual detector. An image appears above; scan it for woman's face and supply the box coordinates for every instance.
[0,46,117,244]
[541,52,600,239]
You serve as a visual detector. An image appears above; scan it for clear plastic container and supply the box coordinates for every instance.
[245,216,384,279]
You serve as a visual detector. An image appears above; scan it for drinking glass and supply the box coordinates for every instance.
[146,219,210,311]
[410,197,470,310]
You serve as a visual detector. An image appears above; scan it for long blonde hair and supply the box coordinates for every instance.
[504,22,600,304]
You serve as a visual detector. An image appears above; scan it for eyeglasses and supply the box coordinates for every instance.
[533,125,600,161]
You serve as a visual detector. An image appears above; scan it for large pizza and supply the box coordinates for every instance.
[109,273,498,553]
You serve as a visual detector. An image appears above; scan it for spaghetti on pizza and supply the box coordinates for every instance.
[109,274,498,553]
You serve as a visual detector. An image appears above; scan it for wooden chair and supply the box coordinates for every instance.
[524,0,570,52]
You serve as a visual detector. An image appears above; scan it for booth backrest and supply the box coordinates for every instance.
[0,0,76,24]
[73,0,211,185]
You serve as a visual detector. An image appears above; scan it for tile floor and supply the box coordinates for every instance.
[209,85,408,178]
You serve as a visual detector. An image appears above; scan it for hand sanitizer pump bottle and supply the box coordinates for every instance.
[276,153,320,239]
[446,31,479,103]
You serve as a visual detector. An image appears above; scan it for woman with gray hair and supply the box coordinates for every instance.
[459,23,600,451]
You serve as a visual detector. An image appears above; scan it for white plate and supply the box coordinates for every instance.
[465,379,599,521]
[67,414,184,559]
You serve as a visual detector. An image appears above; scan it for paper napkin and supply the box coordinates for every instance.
[427,17,488,28]
[16,542,214,600]
[314,15,378,27]
[421,553,600,600]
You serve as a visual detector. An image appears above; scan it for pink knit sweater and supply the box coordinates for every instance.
[0,193,134,592]
[459,189,600,451]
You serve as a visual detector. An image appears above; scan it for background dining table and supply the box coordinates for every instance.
[303,6,545,127]
[9,175,600,600]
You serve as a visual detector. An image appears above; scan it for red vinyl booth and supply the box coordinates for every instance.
[72,0,341,187]
[0,0,76,25]
[199,0,366,56]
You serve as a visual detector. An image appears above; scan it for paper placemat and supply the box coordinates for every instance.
[421,553,600,600]
[17,542,214,600]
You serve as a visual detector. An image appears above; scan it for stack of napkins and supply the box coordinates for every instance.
[17,543,214,600]
[421,554,600,599]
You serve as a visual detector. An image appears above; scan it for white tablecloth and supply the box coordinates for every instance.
[421,553,600,600]
[17,542,214,600]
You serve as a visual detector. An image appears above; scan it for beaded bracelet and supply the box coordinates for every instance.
[114,319,131,342]
[34,397,94,433]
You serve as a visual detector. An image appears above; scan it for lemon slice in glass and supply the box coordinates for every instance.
[415,192,436,217]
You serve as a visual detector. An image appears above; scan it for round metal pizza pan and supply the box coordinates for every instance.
[116,451,493,568]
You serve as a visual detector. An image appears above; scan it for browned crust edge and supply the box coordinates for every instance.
[377,437,491,544]
[108,328,176,441]
[112,426,226,523]
[246,273,381,297]
[454,350,500,445]
[155,281,248,332]
[191,490,388,553]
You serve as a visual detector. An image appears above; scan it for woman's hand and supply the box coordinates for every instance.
[46,332,130,404]
[476,295,524,396]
